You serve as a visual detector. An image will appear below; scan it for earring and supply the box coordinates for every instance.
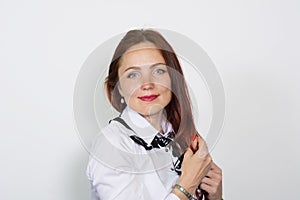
[121,97,125,104]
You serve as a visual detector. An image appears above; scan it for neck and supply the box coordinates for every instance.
[142,111,164,133]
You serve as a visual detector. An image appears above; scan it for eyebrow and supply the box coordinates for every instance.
[123,63,166,73]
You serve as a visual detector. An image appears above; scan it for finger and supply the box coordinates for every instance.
[190,136,198,152]
[205,170,222,180]
[196,141,210,159]
[184,147,194,158]
[201,177,218,187]
[196,133,204,144]
[199,182,213,194]
[194,136,208,154]
[195,132,205,149]
[203,159,213,175]
[211,162,222,174]
[196,132,204,140]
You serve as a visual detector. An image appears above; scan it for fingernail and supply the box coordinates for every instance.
[192,134,197,141]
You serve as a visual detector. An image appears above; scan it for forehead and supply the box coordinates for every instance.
[118,42,165,70]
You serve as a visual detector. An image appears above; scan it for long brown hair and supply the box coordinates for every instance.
[105,29,197,151]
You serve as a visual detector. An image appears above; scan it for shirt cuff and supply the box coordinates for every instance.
[165,193,180,200]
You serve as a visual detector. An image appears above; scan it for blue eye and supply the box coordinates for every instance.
[127,72,139,79]
[154,68,166,75]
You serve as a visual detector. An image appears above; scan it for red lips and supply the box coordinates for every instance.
[138,94,159,102]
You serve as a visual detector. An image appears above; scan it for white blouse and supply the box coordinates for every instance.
[86,106,181,200]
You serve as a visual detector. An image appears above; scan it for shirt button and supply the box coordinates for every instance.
[165,147,169,152]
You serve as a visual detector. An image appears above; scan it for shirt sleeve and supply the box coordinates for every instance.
[86,156,180,200]
[86,160,100,200]
[165,193,180,200]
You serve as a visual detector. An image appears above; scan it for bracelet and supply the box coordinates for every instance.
[174,184,196,200]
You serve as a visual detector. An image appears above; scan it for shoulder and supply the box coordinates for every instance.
[91,120,136,154]
[88,120,148,172]
[89,118,173,174]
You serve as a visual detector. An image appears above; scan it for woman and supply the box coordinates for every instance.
[87,29,223,200]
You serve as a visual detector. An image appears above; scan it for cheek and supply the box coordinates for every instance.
[161,73,171,87]
[119,80,140,97]
[159,77,172,90]
[159,86,172,99]
[166,89,172,100]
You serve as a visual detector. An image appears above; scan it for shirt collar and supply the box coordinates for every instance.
[120,106,173,144]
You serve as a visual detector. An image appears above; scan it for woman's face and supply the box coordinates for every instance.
[117,42,172,117]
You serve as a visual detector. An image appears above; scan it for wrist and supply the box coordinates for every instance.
[173,184,196,200]
[172,188,189,200]
[176,178,196,194]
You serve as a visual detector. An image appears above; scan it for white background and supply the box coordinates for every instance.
[1,0,300,199]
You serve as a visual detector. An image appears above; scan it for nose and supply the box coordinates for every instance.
[140,75,154,91]
[141,82,154,90]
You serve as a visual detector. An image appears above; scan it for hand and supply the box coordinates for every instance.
[175,134,212,195]
[200,162,222,200]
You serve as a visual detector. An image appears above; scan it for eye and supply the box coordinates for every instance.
[127,71,140,79]
[153,68,166,75]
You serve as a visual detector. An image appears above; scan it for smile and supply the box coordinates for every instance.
[138,94,159,102]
